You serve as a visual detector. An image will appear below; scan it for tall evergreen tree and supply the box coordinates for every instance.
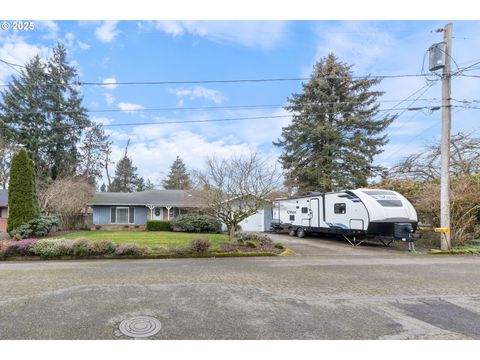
[274,53,395,193]
[109,140,142,192]
[162,156,192,189]
[0,43,90,182]
[7,148,40,232]
[79,123,111,186]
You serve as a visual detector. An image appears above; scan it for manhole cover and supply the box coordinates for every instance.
[118,316,161,338]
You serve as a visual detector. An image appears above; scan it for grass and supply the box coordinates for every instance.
[430,244,480,255]
[51,230,229,250]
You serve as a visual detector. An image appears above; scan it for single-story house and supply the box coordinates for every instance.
[89,189,273,232]
[0,189,8,232]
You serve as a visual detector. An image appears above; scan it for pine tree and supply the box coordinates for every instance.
[162,156,192,189]
[274,53,395,193]
[79,123,111,185]
[7,148,40,232]
[109,140,142,192]
[0,43,90,182]
[100,183,107,192]
[136,177,155,192]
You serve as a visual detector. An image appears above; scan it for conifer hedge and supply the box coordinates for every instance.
[7,148,40,232]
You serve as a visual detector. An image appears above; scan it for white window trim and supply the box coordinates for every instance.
[110,206,135,224]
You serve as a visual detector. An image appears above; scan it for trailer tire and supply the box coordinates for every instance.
[288,227,296,236]
[297,227,305,238]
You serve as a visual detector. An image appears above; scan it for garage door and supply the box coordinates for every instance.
[239,209,264,232]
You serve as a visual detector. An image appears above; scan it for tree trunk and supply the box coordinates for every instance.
[229,224,236,243]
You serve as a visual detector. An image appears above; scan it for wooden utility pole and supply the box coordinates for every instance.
[440,23,453,250]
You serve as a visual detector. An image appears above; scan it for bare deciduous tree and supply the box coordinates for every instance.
[38,177,95,230]
[197,151,282,243]
[414,175,480,244]
[390,132,480,181]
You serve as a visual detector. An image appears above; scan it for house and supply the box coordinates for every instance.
[0,189,8,232]
[89,189,204,230]
[89,189,273,232]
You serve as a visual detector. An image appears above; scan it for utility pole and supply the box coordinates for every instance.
[440,23,453,250]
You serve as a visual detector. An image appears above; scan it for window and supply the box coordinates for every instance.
[334,203,346,214]
[301,207,308,214]
[377,200,403,207]
[110,207,116,223]
[129,207,135,223]
[117,208,128,224]
[289,215,295,221]
[110,206,135,224]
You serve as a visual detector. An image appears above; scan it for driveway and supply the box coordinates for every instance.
[1,234,480,339]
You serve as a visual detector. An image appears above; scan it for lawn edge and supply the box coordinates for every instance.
[1,251,279,261]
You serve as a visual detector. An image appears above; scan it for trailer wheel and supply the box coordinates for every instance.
[288,227,296,236]
[297,227,305,238]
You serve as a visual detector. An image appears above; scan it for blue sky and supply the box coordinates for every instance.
[1,20,480,186]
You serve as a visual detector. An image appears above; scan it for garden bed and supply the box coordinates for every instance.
[0,231,286,261]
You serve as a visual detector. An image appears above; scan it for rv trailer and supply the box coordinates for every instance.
[272,189,418,250]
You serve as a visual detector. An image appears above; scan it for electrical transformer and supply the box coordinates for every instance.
[428,42,446,71]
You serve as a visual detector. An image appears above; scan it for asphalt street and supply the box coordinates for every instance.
[1,234,479,339]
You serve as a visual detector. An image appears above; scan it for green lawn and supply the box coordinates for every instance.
[54,231,229,250]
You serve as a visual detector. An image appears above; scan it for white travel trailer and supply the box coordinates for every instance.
[272,189,418,249]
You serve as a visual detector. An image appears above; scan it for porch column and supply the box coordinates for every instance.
[147,205,154,220]
[166,206,172,220]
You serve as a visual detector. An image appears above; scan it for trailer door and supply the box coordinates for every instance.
[310,198,320,227]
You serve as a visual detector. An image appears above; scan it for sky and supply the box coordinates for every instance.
[1,20,480,187]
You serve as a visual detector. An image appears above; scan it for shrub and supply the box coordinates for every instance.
[7,148,39,232]
[9,216,59,239]
[70,238,94,256]
[274,242,285,250]
[88,239,117,255]
[4,238,39,256]
[191,238,211,253]
[32,239,73,258]
[246,240,257,248]
[236,232,273,246]
[170,214,221,233]
[146,220,171,231]
[115,243,149,256]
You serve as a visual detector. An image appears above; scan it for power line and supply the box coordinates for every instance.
[97,106,453,128]
[0,73,440,88]
[0,98,443,116]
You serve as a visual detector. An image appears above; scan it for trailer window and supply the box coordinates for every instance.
[289,215,295,221]
[334,203,346,214]
[377,200,403,207]
[301,207,308,214]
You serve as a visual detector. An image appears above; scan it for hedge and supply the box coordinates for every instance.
[146,220,171,231]
[7,149,39,232]
[170,214,222,233]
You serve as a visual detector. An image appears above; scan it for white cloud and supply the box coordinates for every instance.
[106,130,257,185]
[92,116,114,126]
[104,93,116,105]
[152,21,288,50]
[102,76,118,90]
[95,21,120,43]
[37,20,60,39]
[118,102,144,112]
[77,41,91,50]
[0,35,49,83]
[168,86,227,104]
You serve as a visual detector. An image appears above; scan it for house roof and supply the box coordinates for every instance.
[89,189,205,207]
[0,189,7,207]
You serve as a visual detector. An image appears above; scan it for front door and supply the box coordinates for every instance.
[152,207,163,220]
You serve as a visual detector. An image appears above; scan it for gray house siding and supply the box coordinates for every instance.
[93,205,147,225]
